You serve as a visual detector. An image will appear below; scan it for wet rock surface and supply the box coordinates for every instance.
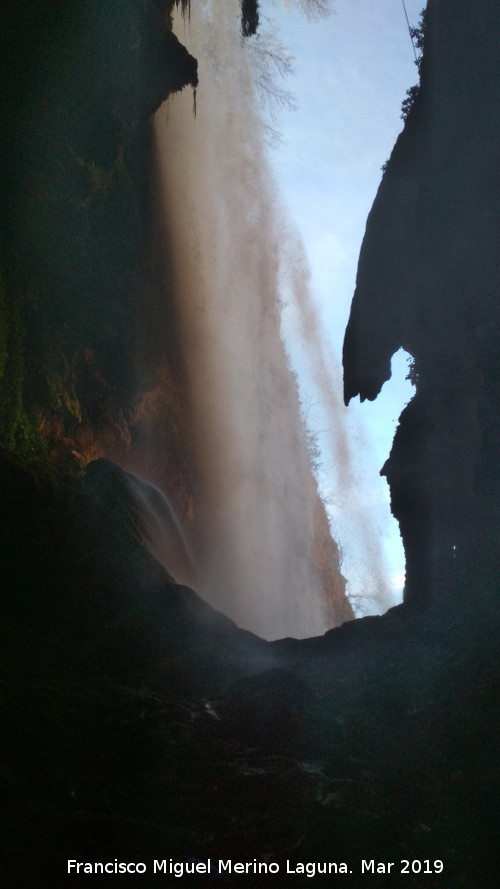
[1,453,498,888]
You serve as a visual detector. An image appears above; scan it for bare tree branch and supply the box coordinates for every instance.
[283,0,335,21]
[246,27,298,142]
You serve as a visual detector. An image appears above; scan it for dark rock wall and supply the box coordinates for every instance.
[343,0,500,608]
[0,0,197,462]
[2,447,498,887]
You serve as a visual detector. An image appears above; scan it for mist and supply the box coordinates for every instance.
[150,0,382,638]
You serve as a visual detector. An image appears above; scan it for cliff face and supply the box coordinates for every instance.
[0,0,202,572]
[343,0,500,609]
[1,0,197,465]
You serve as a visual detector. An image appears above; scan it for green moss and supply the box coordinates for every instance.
[0,268,47,460]
[0,271,8,385]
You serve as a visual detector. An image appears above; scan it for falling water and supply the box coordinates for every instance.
[125,471,196,588]
[151,0,353,639]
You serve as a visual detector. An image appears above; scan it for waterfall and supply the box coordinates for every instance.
[147,0,350,639]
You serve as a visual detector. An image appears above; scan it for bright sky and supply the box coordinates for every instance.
[263,0,425,610]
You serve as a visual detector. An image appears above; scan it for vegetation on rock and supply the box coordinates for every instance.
[400,8,428,120]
